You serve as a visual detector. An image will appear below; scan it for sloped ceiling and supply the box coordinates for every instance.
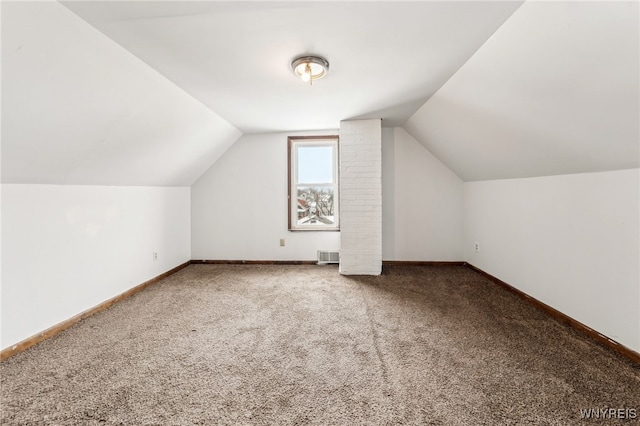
[59,1,523,134]
[1,1,241,186]
[404,1,639,181]
[2,1,638,186]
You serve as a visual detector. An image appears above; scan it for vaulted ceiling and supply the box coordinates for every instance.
[405,1,639,181]
[58,1,523,133]
[2,1,638,185]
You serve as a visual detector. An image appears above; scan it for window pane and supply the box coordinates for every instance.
[296,186,335,226]
[288,136,339,231]
[297,146,333,184]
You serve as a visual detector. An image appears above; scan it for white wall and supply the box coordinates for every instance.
[1,184,191,350]
[464,169,640,352]
[192,127,465,262]
[383,128,464,261]
[191,131,341,261]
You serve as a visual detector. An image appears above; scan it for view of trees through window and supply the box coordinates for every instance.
[288,136,339,230]
[296,187,335,225]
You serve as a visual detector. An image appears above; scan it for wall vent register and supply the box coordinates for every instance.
[317,250,340,264]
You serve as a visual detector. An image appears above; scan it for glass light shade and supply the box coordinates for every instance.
[291,55,329,84]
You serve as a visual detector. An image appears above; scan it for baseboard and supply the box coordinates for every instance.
[0,261,191,362]
[191,260,320,265]
[194,260,465,267]
[193,260,466,267]
[465,263,640,365]
[382,260,466,267]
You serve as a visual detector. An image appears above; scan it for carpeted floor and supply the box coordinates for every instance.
[1,264,638,425]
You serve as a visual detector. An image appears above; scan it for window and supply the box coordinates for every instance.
[288,136,339,231]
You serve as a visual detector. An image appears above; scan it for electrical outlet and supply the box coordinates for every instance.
[153,251,158,261]
[474,242,480,253]
[279,238,285,247]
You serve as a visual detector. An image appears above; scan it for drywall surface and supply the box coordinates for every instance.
[382,128,464,261]
[191,131,341,261]
[192,127,464,262]
[60,1,523,133]
[1,184,191,350]
[405,1,639,181]
[464,169,640,352]
[2,1,241,186]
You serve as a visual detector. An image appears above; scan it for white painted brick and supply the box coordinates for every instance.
[339,118,382,276]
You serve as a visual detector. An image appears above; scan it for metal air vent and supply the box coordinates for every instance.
[317,250,340,264]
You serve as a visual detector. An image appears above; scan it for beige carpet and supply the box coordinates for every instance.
[1,264,639,425]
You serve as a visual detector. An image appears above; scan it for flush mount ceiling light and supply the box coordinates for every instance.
[291,55,329,86]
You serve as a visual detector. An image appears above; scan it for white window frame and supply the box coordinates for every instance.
[288,136,339,231]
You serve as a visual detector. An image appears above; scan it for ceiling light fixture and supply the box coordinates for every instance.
[291,55,329,86]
